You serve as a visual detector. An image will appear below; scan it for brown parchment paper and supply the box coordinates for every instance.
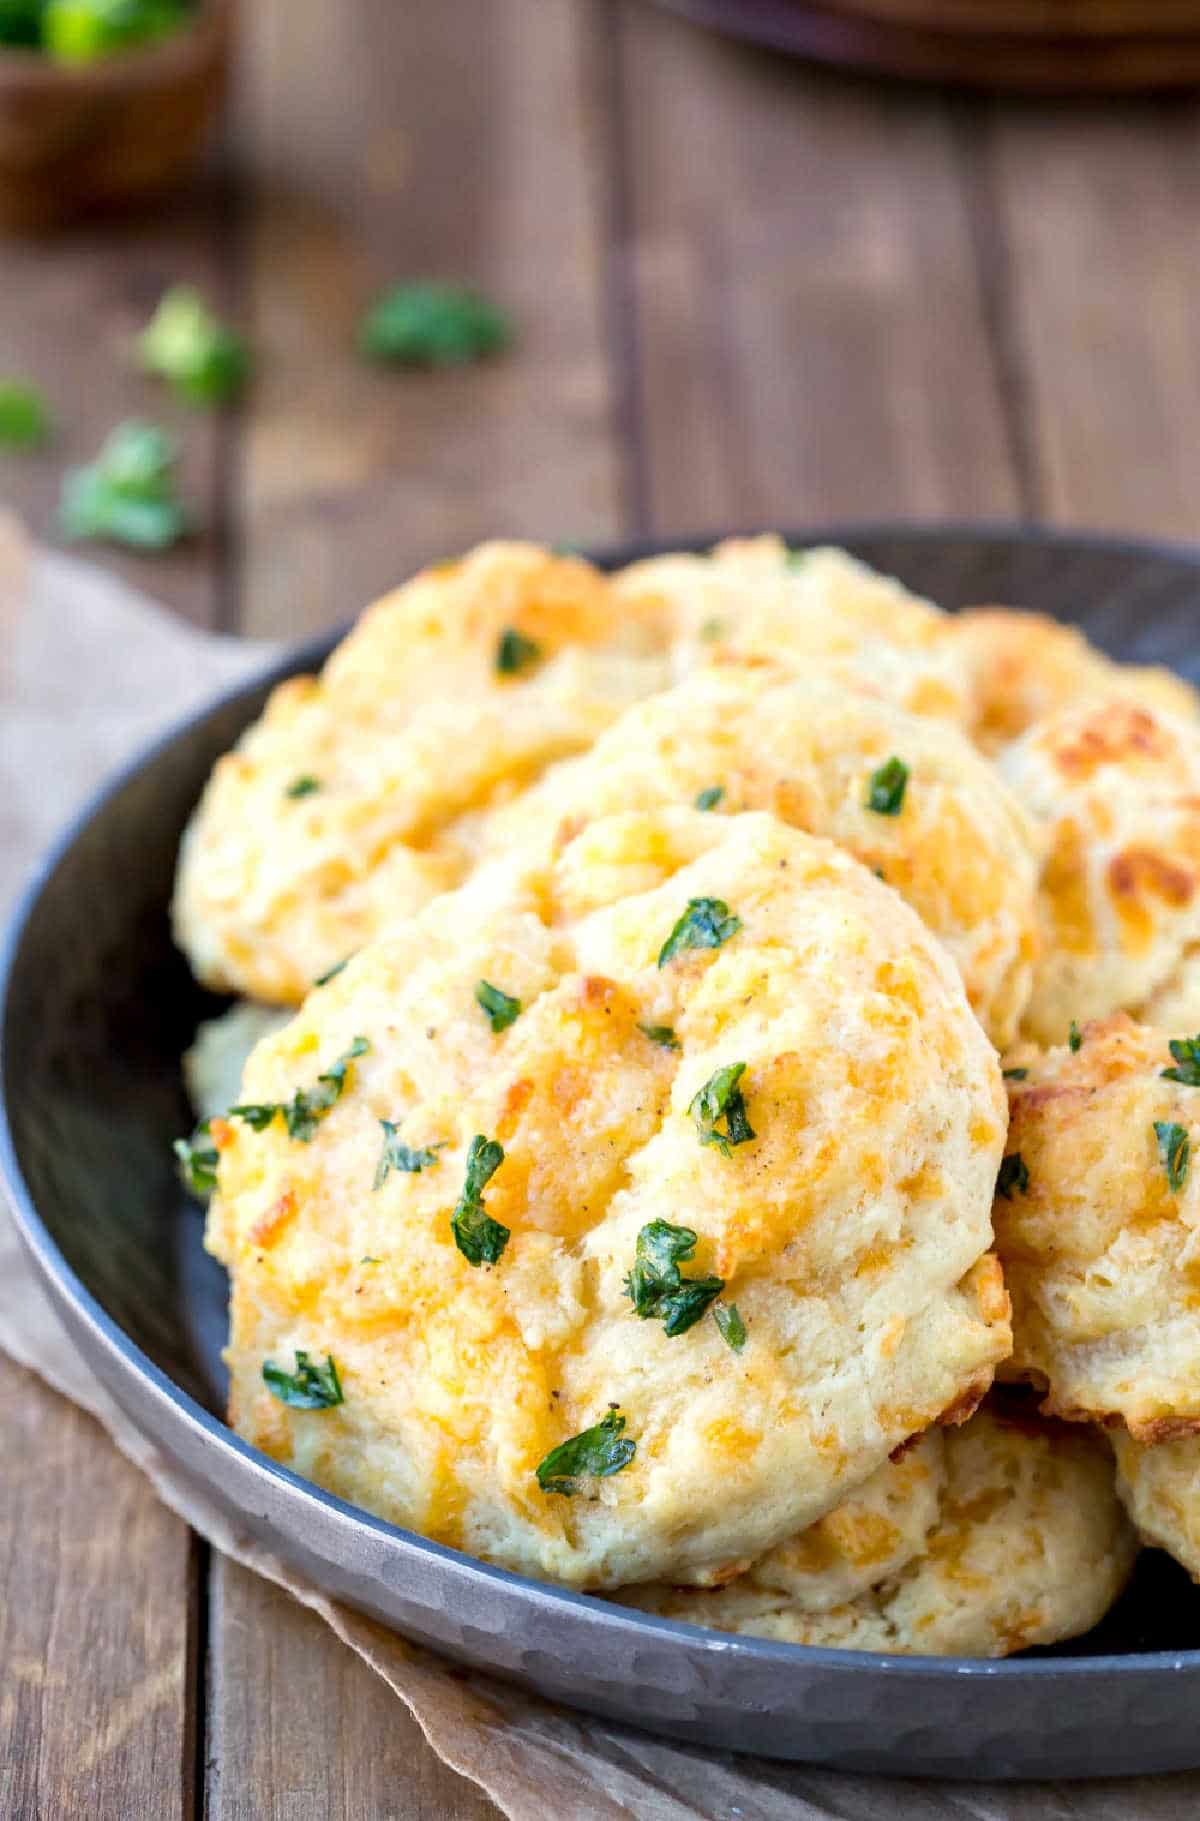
[0,510,1193,1819]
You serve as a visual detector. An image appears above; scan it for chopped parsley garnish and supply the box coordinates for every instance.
[0,380,50,449]
[657,897,742,968]
[495,626,542,675]
[638,1023,680,1050]
[699,616,725,642]
[535,1408,636,1496]
[284,1037,369,1141]
[286,774,320,799]
[374,1120,444,1189]
[624,1219,724,1336]
[1002,1067,1028,1081]
[1155,1121,1190,1194]
[451,1134,509,1266]
[139,286,249,406]
[314,954,354,986]
[227,1102,281,1132]
[688,1061,755,1157]
[996,1153,1029,1200]
[475,979,522,1032]
[262,1350,343,1410]
[714,1303,747,1353]
[228,1037,370,1144]
[866,756,909,816]
[59,420,188,550]
[358,282,512,367]
[174,1119,218,1196]
[1163,1036,1200,1087]
[1069,1021,1083,1052]
[694,785,724,812]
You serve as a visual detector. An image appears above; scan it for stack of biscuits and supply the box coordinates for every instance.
[172,536,1200,1656]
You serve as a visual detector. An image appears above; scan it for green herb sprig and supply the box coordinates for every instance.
[139,286,249,406]
[658,897,741,968]
[624,1219,724,1337]
[1155,1120,1190,1193]
[688,1062,755,1157]
[262,1350,343,1410]
[866,756,909,816]
[535,1408,636,1496]
[359,282,512,368]
[475,979,521,1032]
[374,1120,444,1189]
[59,421,188,550]
[451,1134,509,1266]
[1163,1036,1200,1087]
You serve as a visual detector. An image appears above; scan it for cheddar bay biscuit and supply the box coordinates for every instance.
[998,700,1200,1045]
[625,1406,1135,1657]
[1113,1429,1200,1583]
[175,538,976,1009]
[614,535,972,726]
[953,606,1197,756]
[207,809,1010,1590]
[996,1015,1200,1439]
[480,660,1041,1048]
[173,541,678,1005]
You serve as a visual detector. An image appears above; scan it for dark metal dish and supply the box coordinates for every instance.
[5,525,1200,1780]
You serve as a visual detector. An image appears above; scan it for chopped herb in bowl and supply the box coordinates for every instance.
[2,0,193,59]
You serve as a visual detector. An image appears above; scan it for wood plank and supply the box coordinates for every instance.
[0,1356,196,1821]
[0,162,237,627]
[615,3,1021,535]
[205,1558,499,1821]
[209,1,620,1810]
[979,96,1200,542]
[236,0,627,638]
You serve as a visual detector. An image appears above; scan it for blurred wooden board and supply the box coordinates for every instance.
[648,0,1200,90]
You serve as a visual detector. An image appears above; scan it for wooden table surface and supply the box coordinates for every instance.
[2,3,1200,1816]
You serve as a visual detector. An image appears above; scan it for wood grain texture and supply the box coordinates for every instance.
[980,96,1200,541]
[205,1559,499,1820]
[0,1357,196,1821]
[615,2,1021,536]
[236,0,627,638]
[0,163,237,627]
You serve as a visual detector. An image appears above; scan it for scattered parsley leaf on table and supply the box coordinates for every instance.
[358,282,512,367]
[139,285,249,406]
[0,380,50,449]
[59,420,188,550]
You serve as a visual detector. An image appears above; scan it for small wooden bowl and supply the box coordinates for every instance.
[0,0,232,232]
